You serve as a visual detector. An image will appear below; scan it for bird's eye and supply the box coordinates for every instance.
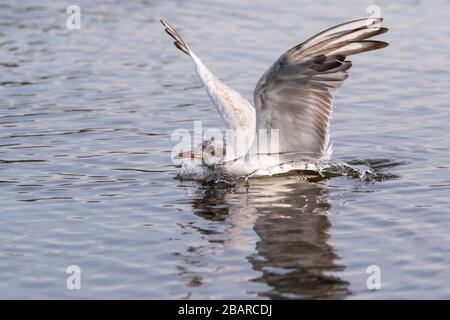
[208,145,216,151]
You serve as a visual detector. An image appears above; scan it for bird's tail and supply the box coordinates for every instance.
[160,19,191,56]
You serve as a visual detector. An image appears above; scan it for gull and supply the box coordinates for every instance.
[161,18,388,177]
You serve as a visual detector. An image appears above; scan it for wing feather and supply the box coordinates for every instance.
[253,18,389,157]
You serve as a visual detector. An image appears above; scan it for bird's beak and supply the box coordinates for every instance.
[175,150,203,159]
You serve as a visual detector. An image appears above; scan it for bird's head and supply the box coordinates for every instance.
[176,137,227,165]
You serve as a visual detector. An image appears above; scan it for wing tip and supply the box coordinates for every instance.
[364,40,389,49]
[160,18,190,56]
[366,17,384,26]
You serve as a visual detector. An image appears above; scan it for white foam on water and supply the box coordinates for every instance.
[178,157,378,183]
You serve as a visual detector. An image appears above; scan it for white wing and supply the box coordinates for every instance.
[253,18,388,158]
[161,20,255,143]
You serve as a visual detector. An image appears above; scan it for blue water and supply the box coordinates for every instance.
[1,0,450,299]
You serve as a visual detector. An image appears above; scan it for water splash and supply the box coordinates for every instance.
[178,157,397,184]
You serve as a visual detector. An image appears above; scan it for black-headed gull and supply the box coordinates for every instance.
[161,18,388,177]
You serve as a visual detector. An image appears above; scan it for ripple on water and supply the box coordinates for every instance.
[1,0,450,299]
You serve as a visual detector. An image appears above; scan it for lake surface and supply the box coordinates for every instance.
[1,0,450,299]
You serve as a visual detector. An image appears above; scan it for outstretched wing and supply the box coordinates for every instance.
[161,19,256,157]
[161,19,256,133]
[253,18,388,157]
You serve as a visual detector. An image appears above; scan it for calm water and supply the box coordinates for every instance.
[1,0,450,299]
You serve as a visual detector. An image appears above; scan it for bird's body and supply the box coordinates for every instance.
[161,18,389,178]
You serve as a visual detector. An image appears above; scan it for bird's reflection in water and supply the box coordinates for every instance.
[188,175,350,299]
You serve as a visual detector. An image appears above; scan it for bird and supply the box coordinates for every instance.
[161,18,389,177]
